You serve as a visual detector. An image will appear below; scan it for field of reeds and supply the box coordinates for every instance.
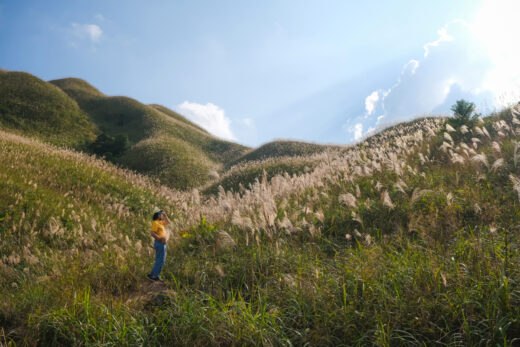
[2,102,520,345]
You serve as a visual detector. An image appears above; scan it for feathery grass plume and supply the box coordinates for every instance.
[450,153,465,164]
[511,104,520,118]
[440,142,452,153]
[491,158,504,172]
[7,252,21,265]
[472,153,489,168]
[381,190,394,209]
[418,153,426,164]
[353,229,362,238]
[411,188,432,203]
[191,188,200,205]
[446,192,453,206]
[446,124,456,132]
[231,209,243,226]
[355,184,361,197]
[513,141,520,168]
[491,141,501,153]
[459,142,470,151]
[216,231,236,251]
[460,125,469,134]
[339,193,357,208]
[208,170,220,180]
[471,138,481,150]
[509,174,520,200]
[314,210,324,223]
[474,127,485,137]
[394,179,407,194]
[443,132,454,143]
[482,126,491,139]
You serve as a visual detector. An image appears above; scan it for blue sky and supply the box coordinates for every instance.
[1,0,519,146]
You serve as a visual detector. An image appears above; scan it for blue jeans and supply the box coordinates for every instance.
[149,240,166,278]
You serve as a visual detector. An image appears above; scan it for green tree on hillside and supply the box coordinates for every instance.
[449,99,480,129]
[89,133,129,159]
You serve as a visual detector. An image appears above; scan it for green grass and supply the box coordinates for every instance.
[2,88,520,344]
[49,76,249,189]
[229,140,341,168]
[149,104,209,134]
[203,157,320,195]
[0,71,97,148]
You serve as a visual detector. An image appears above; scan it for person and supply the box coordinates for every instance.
[147,209,170,282]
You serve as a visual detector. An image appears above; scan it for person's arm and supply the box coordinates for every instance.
[162,213,171,226]
[151,230,167,244]
[150,230,161,241]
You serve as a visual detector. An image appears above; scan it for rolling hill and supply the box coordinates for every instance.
[0,71,97,148]
[50,77,250,189]
[0,70,251,189]
[0,70,343,191]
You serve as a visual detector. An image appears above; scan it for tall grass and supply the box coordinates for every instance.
[2,104,520,344]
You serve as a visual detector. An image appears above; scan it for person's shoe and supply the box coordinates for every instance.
[155,276,165,282]
[146,274,158,282]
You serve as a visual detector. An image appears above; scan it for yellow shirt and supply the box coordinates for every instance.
[151,220,166,239]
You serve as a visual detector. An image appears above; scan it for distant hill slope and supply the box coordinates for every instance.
[229,140,340,168]
[49,77,249,189]
[0,71,97,147]
[149,104,208,133]
[2,70,374,191]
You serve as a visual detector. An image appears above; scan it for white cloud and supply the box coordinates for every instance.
[177,101,236,141]
[423,27,453,57]
[72,23,103,42]
[354,123,363,141]
[361,18,508,131]
[364,91,379,115]
[471,0,520,106]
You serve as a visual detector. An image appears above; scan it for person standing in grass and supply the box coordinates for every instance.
[147,209,170,282]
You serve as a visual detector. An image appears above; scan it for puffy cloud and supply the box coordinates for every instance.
[353,123,363,141]
[471,0,520,106]
[364,0,520,132]
[364,91,379,115]
[362,20,498,131]
[177,101,236,141]
[72,23,102,42]
[353,0,520,142]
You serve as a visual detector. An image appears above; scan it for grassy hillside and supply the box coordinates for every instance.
[50,77,248,189]
[229,139,340,167]
[3,103,520,345]
[0,71,97,148]
[203,155,325,195]
[203,140,343,195]
[149,104,208,133]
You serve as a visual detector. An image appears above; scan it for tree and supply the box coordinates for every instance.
[449,99,479,129]
[89,132,129,159]
[451,99,475,120]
